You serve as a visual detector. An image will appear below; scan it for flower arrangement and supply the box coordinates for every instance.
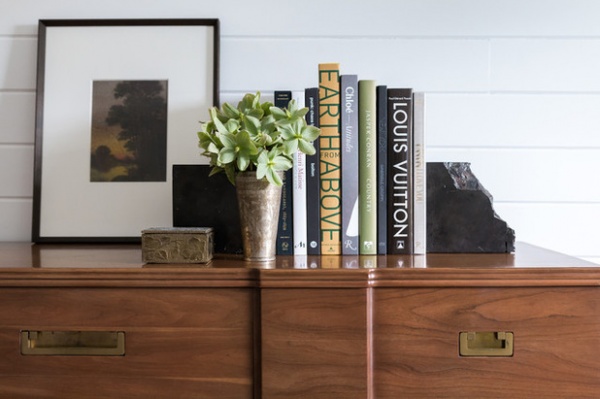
[197,92,320,186]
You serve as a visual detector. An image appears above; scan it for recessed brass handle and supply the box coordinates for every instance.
[21,330,125,356]
[459,331,513,357]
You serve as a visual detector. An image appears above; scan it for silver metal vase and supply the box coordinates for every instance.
[235,171,283,262]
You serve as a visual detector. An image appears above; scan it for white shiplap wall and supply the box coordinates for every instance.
[1,0,598,263]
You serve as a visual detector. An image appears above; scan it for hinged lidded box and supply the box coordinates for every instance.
[142,227,213,264]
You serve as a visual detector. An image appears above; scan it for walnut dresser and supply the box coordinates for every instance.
[0,243,598,398]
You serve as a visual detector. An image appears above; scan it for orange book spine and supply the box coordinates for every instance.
[318,63,342,255]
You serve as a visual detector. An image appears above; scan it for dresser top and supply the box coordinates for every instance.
[0,242,597,288]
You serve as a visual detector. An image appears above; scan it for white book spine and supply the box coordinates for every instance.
[412,92,426,254]
[292,90,308,255]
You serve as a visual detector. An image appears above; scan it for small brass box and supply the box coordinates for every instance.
[142,227,213,264]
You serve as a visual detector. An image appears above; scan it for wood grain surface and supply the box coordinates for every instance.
[261,288,369,399]
[0,243,598,398]
[0,287,255,398]
[373,287,600,398]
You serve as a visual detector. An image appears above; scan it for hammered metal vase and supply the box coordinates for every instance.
[235,171,283,262]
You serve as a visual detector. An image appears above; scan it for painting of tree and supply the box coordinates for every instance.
[90,80,168,182]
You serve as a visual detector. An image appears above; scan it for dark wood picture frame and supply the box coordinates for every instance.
[32,19,220,243]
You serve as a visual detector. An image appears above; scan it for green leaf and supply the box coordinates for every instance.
[218,148,236,164]
[237,130,258,153]
[207,142,220,154]
[298,139,316,155]
[251,92,260,108]
[272,154,293,170]
[224,119,239,133]
[282,139,298,155]
[301,125,320,142]
[220,132,237,149]
[287,99,298,113]
[256,164,267,180]
[246,107,264,120]
[261,101,273,116]
[222,102,239,119]
[295,107,309,118]
[269,106,287,120]
[197,131,212,147]
[211,109,229,134]
[260,116,277,140]
[237,153,250,171]
[256,151,269,179]
[224,164,236,185]
[240,93,256,111]
[244,115,261,136]
[277,122,296,140]
[267,168,283,186]
[208,165,223,177]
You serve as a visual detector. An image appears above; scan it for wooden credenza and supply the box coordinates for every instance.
[0,243,598,398]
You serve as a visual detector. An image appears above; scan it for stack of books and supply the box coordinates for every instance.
[276,62,426,256]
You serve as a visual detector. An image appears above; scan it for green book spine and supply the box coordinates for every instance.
[318,63,342,255]
[359,80,377,255]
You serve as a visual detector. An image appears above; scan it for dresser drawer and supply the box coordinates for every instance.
[0,287,255,399]
[373,287,600,398]
[261,288,368,399]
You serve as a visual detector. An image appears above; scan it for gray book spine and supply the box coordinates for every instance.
[340,75,359,255]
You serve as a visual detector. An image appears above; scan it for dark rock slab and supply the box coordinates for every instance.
[427,162,515,253]
[172,165,243,255]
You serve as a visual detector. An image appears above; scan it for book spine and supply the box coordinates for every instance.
[412,92,426,254]
[376,85,388,255]
[275,90,294,255]
[340,75,359,255]
[292,90,307,255]
[358,80,377,255]
[305,87,321,255]
[387,88,413,254]
[318,63,342,255]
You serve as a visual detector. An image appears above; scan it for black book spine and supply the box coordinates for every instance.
[387,88,413,254]
[376,85,388,255]
[275,90,294,255]
[305,87,321,255]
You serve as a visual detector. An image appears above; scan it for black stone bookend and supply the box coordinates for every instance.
[172,165,243,255]
[426,162,515,253]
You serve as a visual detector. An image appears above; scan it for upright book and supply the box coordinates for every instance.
[376,85,388,255]
[340,75,359,255]
[275,90,294,255]
[318,63,342,255]
[292,90,307,255]
[358,80,377,255]
[387,88,413,254]
[304,87,321,255]
[412,92,426,254]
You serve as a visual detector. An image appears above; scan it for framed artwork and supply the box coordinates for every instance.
[32,19,219,243]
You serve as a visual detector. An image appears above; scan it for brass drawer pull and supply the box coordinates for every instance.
[459,331,513,357]
[21,331,125,356]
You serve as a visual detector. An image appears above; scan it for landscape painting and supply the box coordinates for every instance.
[90,80,168,182]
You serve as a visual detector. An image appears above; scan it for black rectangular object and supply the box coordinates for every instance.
[305,87,321,255]
[172,165,242,254]
[274,90,294,255]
